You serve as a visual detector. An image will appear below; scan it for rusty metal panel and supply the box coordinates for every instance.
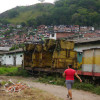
[26,44,35,51]
[24,39,77,70]
[36,44,43,52]
[32,52,42,67]
[60,40,74,50]
[53,58,77,69]
[42,51,52,67]
[24,52,32,67]
[44,39,56,50]
[32,51,52,68]
[70,51,77,58]
[53,51,67,59]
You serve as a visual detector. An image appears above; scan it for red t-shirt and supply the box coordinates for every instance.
[64,68,76,80]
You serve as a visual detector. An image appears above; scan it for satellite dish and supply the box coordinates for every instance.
[38,0,45,3]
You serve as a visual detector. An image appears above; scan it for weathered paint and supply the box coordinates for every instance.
[82,64,93,72]
[82,48,100,73]
[2,52,23,66]
[77,52,83,68]
[77,70,100,77]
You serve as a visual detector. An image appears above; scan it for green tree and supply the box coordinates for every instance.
[8,10,19,18]
[21,22,26,27]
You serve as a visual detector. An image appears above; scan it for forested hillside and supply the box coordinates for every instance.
[0,3,54,25]
[0,0,100,27]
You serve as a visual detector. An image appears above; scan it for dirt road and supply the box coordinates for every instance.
[0,76,100,100]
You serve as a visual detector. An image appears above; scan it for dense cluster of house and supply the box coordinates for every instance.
[0,23,100,47]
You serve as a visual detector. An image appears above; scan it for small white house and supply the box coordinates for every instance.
[1,49,23,66]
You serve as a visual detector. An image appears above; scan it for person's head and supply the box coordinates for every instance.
[68,64,72,68]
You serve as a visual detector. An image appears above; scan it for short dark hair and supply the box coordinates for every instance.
[68,64,72,68]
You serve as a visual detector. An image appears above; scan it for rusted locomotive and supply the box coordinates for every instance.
[24,39,77,73]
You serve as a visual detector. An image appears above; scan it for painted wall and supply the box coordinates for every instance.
[82,49,100,73]
[77,52,83,63]
[49,32,74,40]
[56,32,74,39]
[2,52,23,66]
[49,33,56,40]
[74,43,100,68]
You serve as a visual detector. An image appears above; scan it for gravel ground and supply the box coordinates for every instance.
[0,76,100,100]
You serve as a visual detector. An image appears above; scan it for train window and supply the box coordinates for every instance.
[52,34,54,37]
[20,55,22,57]
[79,52,82,55]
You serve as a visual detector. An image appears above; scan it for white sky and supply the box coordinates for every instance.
[0,0,55,13]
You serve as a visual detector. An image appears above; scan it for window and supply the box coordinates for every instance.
[20,55,22,57]
[79,52,82,55]
[52,34,54,37]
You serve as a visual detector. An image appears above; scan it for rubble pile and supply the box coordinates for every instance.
[4,80,30,92]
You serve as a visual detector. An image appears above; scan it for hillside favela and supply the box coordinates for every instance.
[0,0,100,100]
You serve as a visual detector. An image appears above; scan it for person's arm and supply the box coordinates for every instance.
[63,72,66,78]
[75,73,82,82]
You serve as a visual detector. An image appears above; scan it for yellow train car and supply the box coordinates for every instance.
[24,39,77,73]
[77,48,100,77]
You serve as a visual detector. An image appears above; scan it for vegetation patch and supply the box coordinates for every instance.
[0,66,100,95]
[0,87,62,100]
[37,74,100,95]
[38,75,65,86]
[0,0,99,27]
[0,66,29,77]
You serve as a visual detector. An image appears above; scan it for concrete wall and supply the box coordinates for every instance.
[49,33,56,40]
[56,32,74,39]
[2,52,23,66]
[49,32,75,40]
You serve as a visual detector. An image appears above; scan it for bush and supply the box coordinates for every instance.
[93,86,100,95]
[37,74,100,95]
[0,67,18,75]
[38,75,65,86]
[73,82,94,91]
[7,68,29,77]
[0,66,29,77]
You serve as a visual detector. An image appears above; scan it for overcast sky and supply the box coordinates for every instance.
[0,0,55,13]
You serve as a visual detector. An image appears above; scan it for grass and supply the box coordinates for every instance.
[0,80,62,100]
[0,66,29,77]
[0,66,18,75]
[0,87,62,100]
[0,66,100,95]
[7,4,53,24]
[38,75,65,86]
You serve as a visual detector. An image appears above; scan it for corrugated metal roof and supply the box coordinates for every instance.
[0,48,23,55]
[5,48,23,54]
[0,47,11,51]
[74,37,100,43]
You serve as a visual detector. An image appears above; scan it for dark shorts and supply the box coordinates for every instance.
[65,80,74,90]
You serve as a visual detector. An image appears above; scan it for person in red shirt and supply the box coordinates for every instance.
[63,64,82,100]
